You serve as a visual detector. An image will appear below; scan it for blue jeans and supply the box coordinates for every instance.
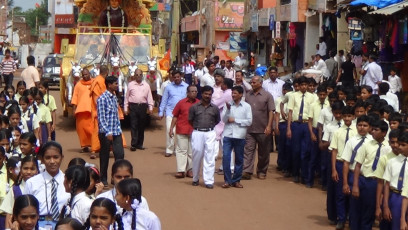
[290,122,310,178]
[223,137,245,184]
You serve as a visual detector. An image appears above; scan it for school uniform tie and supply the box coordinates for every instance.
[50,178,59,221]
[371,143,382,171]
[345,128,350,144]
[398,158,407,191]
[321,102,324,109]
[338,122,341,128]
[298,94,305,121]
[350,136,366,164]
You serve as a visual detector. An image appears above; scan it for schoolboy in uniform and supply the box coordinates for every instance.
[341,115,372,230]
[381,131,406,230]
[286,76,315,183]
[329,106,357,229]
[398,135,408,229]
[353,101,368,119]
[322,100,344,224]
[275,83,293,175]
[307,85,329,188]
[372,130,399,229]
[352,120,391,229]
[346,94,357,107]
[388,112,402,131]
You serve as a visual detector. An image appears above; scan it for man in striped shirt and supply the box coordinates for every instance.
[0,49,16,87]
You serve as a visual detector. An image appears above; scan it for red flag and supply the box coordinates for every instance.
[35,3,40,8]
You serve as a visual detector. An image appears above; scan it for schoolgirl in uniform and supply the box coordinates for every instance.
[116,178,161,230]
[24,141,70,229]
[8,105,28,134]
[14,81,26,103]
[31,90,51,145]
[0,129,11,154]
[38,80,57,141]
[85,166,104,199]
[60,165,93,224]
[9,126,22,157]
[19,132,37,158]
[97,159,150,213]
[4,85,15,102]
[10,195,40,230]
[56,217,82,230]
[0,156,38,229]
[84,198,123,230]
[19,96,39,136]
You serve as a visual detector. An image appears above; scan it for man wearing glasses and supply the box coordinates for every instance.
[124,68,154,152]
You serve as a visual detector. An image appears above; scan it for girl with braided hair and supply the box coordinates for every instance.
[115,178,161,230]
[60,165,92,224]
[84,198,123,230]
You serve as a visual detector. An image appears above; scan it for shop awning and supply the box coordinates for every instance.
[369,1,408,15]
[351,0,404,8]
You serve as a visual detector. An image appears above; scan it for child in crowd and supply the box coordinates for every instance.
[382,131,407,230]
[38,80,57,141]
[9,126,22,157]
[86,166,104,199]
[115,178,161,230]
[352,120,391,229]
[19,132,37,157]
[0,155,38,228]
[25,141,70,229]
[60,165,93,224]
[329,106,356,229]
[19,96,39,136]
[83,198,123,230]
[308,85,329,188]
[97,159,149,214]
[14,81,26,102]
[11,195,40,229]
[387,68,402,96]
[32,90,52,145]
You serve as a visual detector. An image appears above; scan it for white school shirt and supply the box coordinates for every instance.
[182,64,194,74]
[24,170,70,216]
[21,110,40,130]
[341,134,373,170]
[122,202,161,230]
[97,188,150,214]
[322,119,343,143]
[68,191,93,224]
[317,107,334,128]
[383,154,407,189]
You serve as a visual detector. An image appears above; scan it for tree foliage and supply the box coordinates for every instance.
[12,0,50,35]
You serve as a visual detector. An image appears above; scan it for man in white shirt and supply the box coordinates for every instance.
[221,86,252,188]
[193,62,205,85]
[388,68,402,94]
[201,61,216,88]
[302,54,330,83]
[262,66,284,100]
[317,37,327,59]
[224,60,235,81]
[362,55,383,94]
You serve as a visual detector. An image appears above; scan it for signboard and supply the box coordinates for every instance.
[275,21,281,38]
[214,1,245,31]
[258,8,270,26]
[269,14,275,31]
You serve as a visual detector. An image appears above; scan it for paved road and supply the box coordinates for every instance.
[25,76,330,230]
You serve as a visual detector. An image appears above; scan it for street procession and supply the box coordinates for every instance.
[0,0,408,229]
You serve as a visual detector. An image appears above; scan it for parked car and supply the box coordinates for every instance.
[42,54,63,86]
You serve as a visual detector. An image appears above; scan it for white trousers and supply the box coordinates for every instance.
[166,116,175,154]
[175,134,192,172]
[191,130,216,185]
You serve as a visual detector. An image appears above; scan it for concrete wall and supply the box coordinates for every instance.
[304,14,319,63]
[337,12,349,53]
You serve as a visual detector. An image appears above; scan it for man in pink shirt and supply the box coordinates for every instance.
[21,56,40,89]
[124,69,154,151]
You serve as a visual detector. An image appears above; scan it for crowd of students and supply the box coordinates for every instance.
[0,77,161,229]
[275,75,408,229]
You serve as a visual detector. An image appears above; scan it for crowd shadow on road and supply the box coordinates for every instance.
[56,114,76,132]
[307,215,329,226]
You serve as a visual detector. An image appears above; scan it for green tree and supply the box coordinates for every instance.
[23,0,50,35]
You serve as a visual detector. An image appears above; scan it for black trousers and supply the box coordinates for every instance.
[99,133,124,183]
[129,103,148,148]
[2,73,13,86]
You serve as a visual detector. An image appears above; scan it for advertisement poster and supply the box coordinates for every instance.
[214,1,245,31]
[229,32,247,52]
